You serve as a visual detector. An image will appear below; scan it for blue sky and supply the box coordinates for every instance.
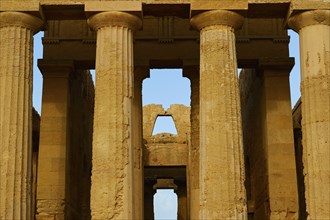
[32,30,300,219]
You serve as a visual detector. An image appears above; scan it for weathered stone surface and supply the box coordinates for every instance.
[1,1,329,219]
[288,10,330,220]
[87,11,142,220]
[191,9,247,219]
[239,64,300,219]
[0,11,43,220]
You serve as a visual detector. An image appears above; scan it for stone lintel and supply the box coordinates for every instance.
[0,1,44,19]
[38,59,75,78]
[85,1,142,18]
[190,0,248,17]
[153,179,178,190]
[288,0,330,17]
[144,143,188,166]
[257,57,295,75]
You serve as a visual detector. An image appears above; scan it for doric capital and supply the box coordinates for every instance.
[0,12,43,33]
[288,10,330,32]
[87,11,142,31]
[190,10,244,31]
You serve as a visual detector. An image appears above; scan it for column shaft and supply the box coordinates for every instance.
[183,67,199,219]
[133,67,149,219]
[0,12,42,220]
[175,182,188,220]
[191,10,247,219]
[144,181,155,220]
[88,11,141,219]
[288,10,330,219]
[36,64,72,220]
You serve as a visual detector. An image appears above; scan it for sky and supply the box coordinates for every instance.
[32,30,300,219]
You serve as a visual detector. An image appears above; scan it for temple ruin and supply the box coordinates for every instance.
[0,0,329,219]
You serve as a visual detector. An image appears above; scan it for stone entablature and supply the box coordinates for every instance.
[1,0,329,219]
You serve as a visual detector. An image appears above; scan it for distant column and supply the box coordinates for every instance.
[0,12,43,220]
[87,11,142,219]
[191,10,247,219]
[183,66,199,219]
[144,181,156,220]
[288,10,330,219]
[175,182,188,220]
[36,61,73,220]
[133,67,149,219]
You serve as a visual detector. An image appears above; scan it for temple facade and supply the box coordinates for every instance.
[0,0,329,219]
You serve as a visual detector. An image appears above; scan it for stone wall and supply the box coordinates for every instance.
[67,70,94,219]
[240,68,299,219]
[292,99,306,220]
[32,108,40,220]
[240,69,263,219]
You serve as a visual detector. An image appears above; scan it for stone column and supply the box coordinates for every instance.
[144,181,156,220]
[288,10,330,219]
[183,66,199,220]
[0,12,43,220]
[133,67,149,219]
[258,59,299,219]
[175,182,188,220]
[87,12,142,219]
[36,61,73,220]
[191,10,247,219]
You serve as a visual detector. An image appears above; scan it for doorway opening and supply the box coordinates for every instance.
[154,189,178,220]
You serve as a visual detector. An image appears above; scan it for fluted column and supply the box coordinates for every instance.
[0,12,43,220]
[133,67,149,219]
[288,10,330,219]
[87,11,142,219]
[191,10,247,219]
[183,66,199,220]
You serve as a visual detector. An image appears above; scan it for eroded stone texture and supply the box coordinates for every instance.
[87,11,142,219]
[133,67,149,219]
[239,63,300,220]
[175,181,188,220]
[36,62,73,220]
[0,12,43,220]
[191,10,247,219]
[288,10,330,220]
[183,66,200,220]
[143,104,190,144]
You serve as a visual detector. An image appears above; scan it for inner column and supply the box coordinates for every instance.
[87,11,142,219]
[191,10,247,219]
